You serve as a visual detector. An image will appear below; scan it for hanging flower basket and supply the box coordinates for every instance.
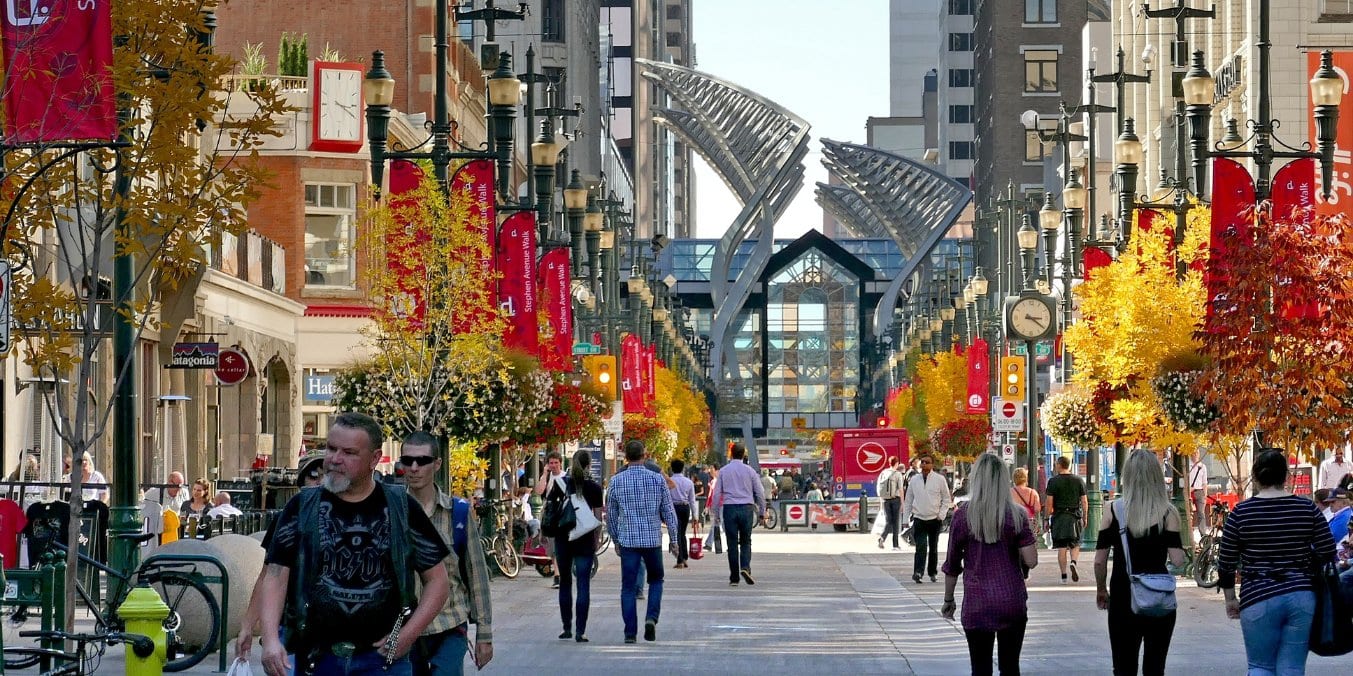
[1042,389,1103,449]
[929,415,990,462]
[510,381,607,447]
[1152,370,1220,433]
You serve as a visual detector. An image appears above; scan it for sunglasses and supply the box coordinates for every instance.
[401,455,437,467]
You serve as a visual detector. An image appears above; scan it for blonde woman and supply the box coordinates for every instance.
[1094,449,1186,676]
[941,453,1038,676]
[1011,468,1041,535]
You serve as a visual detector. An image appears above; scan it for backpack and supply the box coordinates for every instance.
[878,470,900,499]
[541,478,576,538]
[284,484,414,653]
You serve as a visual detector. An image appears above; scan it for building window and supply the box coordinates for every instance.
[948,33,973,51]
[304,183,357,288]
[542,0,565,42]
[949,0,974,15]
[666,4,683,19]
[949,141,975,160]
[949,105,974,124]
[1322,0,1353,18]
[1024,50,1058,92]
[1024,121,1057,161]
[948,68,974,88]
[1025,0,1057,22]
[666,31,682,47]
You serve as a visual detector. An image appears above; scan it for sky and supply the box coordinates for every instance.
[689,1,890,239]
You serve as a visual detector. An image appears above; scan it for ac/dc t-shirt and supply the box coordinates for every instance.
[265,487,448,647]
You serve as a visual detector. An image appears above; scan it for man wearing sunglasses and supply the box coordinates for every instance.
[401,431,494,675]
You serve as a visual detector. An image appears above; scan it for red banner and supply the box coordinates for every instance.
[1272,158,1323,321]
[643,342,657,417]
[451,160,496,334]
[1310,51,1353,219]
[2,0,115,143]
[538,248,573,371]
[965,338,989,414]
[496,211,538,355]
[1083,246,1113,278]
[622,334,644,411]
[384,160,427,329]
[1206,158,1257,324]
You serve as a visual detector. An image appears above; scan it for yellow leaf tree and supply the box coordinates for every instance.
[915,352,968,433]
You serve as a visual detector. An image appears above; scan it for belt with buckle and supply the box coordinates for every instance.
[328,642,359,658]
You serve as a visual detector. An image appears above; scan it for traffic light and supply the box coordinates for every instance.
[582,355,618,401]
[1001,356,1026,400]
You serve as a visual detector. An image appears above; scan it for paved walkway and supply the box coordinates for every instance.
[13,528,1352,674]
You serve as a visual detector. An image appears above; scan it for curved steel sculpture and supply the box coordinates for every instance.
[637,59,811,396]
[817,139,973,338]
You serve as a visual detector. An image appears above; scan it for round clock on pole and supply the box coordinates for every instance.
[1004,292,1057,342]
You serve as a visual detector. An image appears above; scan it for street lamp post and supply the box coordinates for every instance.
[1015,218,1043,480]
[564,170,588,275]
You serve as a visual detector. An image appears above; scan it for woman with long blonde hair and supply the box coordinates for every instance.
[1094,449,1186,675]
[941,453,1039,675]
[1011,468,1041,535]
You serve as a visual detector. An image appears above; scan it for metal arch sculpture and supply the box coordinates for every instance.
[817,139,972,338]
[637,59,811,394]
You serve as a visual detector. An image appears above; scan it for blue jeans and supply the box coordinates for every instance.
[309,650,412,676]
[557,546,595,634]
[722,504,755,581]
[412,627,468,676]
[619,546,664,638]
[1239,590,1315,676]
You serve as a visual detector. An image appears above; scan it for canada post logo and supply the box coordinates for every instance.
[7,0,51,27]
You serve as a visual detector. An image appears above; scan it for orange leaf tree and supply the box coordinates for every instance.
[1198,207,1353,457]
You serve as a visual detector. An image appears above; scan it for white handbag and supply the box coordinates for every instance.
[568,489,601,541]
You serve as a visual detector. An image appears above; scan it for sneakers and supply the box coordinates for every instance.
[1061,574,1068,585]
[929,575,937,583]
[740,568,756,585]
[891,546,902,551]
[623,636,637,644]
[878,537,885,549]
[575,634,589,643]
[644,620,657,642]
[551,575,560,589]
[559,630,572,639]
[636,589,645,599]
[729,580,739,586]
[912,573,923,584]
[1069,561,1080,583]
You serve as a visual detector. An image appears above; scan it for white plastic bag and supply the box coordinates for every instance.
[226,657,257,676]
[870,510,886,536]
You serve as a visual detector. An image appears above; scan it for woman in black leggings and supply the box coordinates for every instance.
[1094,449,1186,675]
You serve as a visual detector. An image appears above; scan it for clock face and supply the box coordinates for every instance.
[1010,297,1054,339]
[317,68,361,143]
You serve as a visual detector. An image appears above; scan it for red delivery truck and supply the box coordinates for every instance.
[830,428,910,498]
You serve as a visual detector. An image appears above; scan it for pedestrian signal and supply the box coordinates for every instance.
[1001,356,1026,400]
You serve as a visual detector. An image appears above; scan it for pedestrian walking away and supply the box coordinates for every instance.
[877,457,904,550]
[606,440,679,643]
[400,431,495,675]
[941,452,1038,676]
[1219,449,1337,676]
[711,442,767,586]
[1188,451,1209,537]
[1044,456,1087,584]
[669,459,696,568]
[1010,468,1042,544]
[554,450,605,643]
[1095,449,1186,676]
[255,412,452,676]
[903,454,953,583]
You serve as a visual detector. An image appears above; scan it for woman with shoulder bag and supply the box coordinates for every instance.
[941,452,1038,675]
[1011,468,1041,536]
[1094,448,1186,675]
[1218,449,1337,675]
[556,450,605,643]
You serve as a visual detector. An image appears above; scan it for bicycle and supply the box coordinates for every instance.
[477,499,522,579]
[760,503,778,530]
[3,628,153,676]
[4,532,219,672]
[1193,498,1231,588]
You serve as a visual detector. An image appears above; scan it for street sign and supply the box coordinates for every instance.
[992,397,1024,432]
[0,260,9,357]
[1002,444,1015,462]
[572,342,603,355]
[1013,341,1053,358]
[855,442,887,473]
[214,347,251,386]
[786,504,806,522]
[601,401,624,438]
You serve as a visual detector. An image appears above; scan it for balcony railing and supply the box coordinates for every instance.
[219,73,310,93]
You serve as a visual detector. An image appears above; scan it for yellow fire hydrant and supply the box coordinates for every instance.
[118,585,170,676]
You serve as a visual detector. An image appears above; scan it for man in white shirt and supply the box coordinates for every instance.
[1189,452,1209,535]
[207,491,243,518]
[1320,444,1353,490]
[902,454,952,584]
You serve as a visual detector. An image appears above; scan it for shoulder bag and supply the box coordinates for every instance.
[1310,560,1353,656]
[568,480,601,541]
[1114,501,1177,617]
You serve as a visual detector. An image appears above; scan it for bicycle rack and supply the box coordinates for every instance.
[1,554,67,671]
[142,553,230,673]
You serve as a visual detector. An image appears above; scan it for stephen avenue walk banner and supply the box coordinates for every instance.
[496,210,538,355]
[1272,158,1323,321]
[622,334,643,411]
[2,0,116,143]
[451,160,495,334]
[384,160,427,329]
[1309,51,1353,220]
[538,248,572,371]
[643,342,656,417]
[1206,158,1256,325]
[965,338,989,414]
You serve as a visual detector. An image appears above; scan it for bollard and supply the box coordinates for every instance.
[118,585,170,676]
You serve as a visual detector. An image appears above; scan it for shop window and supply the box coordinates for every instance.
[303,183,357,288]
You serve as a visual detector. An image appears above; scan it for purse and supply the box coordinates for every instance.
[1310,561,1353,656]
[568,485,601,541]
[1115,501,1177,618]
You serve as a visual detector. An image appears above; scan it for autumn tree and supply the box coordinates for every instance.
[1,0,287,621]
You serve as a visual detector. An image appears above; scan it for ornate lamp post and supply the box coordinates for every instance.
[563,170,588,275]
[530,120,565,239]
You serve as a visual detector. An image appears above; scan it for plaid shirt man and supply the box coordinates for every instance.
[421,489,493,641]
[607,465,679,548]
